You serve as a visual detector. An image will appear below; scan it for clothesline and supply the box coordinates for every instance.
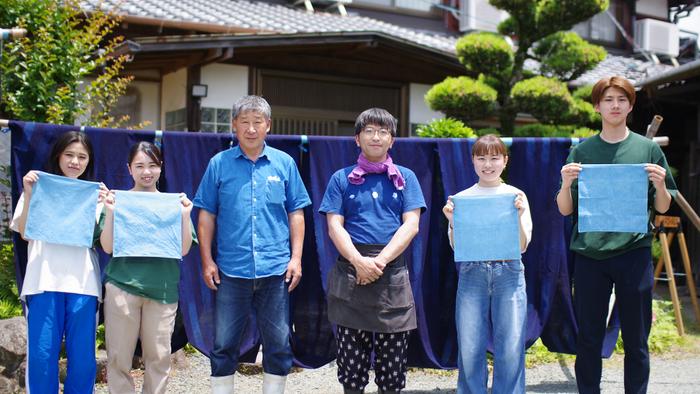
[0,118,671,147]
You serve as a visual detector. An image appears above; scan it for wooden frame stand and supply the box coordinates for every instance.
[652,215,700,336]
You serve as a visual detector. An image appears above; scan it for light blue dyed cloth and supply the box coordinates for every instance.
[25,171,100,248]
[578,164,648,233]
[453,194,520,262]
[113,191,182,259]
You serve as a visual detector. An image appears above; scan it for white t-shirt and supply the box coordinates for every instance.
[449,183,533,253]
[10,193,102,301]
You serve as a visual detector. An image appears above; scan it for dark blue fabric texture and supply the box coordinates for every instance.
[10,122,618,369]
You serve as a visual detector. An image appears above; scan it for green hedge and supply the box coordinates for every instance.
[456,32,513,77]
[416,118,476,138]
[425,76,497,122]
[511,76,573,124]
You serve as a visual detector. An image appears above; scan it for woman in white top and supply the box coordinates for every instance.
[11,131,106,393]
[443,134,533,394]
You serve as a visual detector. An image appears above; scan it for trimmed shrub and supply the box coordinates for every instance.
[456,32,513,77]
[475,127,501,137]
[514,124,598,138]
[534,32,607,81]
[425,76,497,122]
[565,98,600,127]
[511,77,573,124]
[416,118,476,138]
[572,84,594,102]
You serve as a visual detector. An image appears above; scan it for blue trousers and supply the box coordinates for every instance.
[455,260,527,394]
[210,273,293,377]
[25,291,97,394]
[574,247,653,394]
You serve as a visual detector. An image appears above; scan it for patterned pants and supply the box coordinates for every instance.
[336,325,410,392]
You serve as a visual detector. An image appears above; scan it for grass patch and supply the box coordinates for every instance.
[526,339,574,368]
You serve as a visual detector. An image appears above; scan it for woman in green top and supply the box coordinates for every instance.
[556,76,676,394]
[100,141,196,394]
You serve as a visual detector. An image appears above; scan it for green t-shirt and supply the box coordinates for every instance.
[567,131,677,260]
[98,210,198,304]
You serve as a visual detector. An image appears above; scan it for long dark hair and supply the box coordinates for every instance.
[127,141,163,166]
[45,131,95,180]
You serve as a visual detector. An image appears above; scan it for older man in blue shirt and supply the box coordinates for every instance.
[194,95,311,394]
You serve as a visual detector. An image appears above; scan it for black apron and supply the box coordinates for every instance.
[326,244,416,333]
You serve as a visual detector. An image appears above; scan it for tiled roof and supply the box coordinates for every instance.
[81,0,677,86]
[571,54,674,86]
[81,0,459,54]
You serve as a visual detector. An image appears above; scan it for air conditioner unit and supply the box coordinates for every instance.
[459,0,507,33]
[634,19,679,57]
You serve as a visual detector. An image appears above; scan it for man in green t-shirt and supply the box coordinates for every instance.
[556,76,677,394]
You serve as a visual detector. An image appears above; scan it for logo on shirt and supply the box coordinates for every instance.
[349,194,355,199]
[267,175,281,182]
[392,192,398,199]
[372,191,379,199]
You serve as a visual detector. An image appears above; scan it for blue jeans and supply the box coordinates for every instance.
[210,273,293,377]
[455,260,527,394]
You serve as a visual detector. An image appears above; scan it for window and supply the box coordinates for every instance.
[572,0,622,45]
[165,108,187,131]
[201,107,232,133]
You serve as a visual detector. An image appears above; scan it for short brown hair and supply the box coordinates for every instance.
[591,76,636,106]
[471,134,508,157]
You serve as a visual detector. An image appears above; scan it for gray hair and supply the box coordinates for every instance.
[232,95,272,120]
[354,108,397,136]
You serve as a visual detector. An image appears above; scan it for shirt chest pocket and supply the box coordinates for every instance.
[266,178,286,205]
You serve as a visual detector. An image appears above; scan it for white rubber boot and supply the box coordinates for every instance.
[211,374,235,394]
[262,372,287,394]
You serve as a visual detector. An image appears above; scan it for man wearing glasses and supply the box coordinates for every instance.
[319,108,426,394]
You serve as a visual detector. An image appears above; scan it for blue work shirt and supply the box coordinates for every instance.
[319,165,426,245]
[194,144,311,278]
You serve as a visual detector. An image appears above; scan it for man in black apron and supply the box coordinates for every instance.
[319,108,426,394]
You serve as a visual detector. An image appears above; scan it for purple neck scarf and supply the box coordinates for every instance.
[348,153,405,190]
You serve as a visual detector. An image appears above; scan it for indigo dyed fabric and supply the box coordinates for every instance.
[578,164,648,233]
[25,171,99,248]
[10,121,611,367]
[452,194,520,262]
[113,191,182,259]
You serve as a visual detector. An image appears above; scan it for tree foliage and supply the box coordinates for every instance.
[416,117,476,138]
[534,32,607,81]
[426,0,608,135]
[425,76,497,121]
[456,32,513,78]
[0,0,132,126]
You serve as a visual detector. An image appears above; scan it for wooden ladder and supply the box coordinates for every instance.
[652,215,700,336]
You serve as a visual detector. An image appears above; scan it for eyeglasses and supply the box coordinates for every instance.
[361,127,392,137]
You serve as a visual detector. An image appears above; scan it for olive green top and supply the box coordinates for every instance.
[566,131,677,260]
[98,211,198,304]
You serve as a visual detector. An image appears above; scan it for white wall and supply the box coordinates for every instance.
[409,83,443,126]
[200,64,249,110]
[161,67,187,127]
[637,0,668,19]
[131,80,160,129]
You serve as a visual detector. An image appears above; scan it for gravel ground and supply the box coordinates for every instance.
[94,351,700,393]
